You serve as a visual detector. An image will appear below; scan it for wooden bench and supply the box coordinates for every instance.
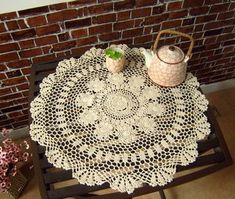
[29,55,233,199]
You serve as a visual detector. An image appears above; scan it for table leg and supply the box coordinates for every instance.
[159,190,166,199]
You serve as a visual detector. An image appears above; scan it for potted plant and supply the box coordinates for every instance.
[105,47,125,73]
[0,128,30,198]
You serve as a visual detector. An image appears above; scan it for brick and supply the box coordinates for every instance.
[190,6,209,16]
[7,60,31,69]
[183,0,204,8]
[49,3,67,10]
[204,28,223,37]
[92,13,116,24]
[6,20,19,30]
[210,3,230,13]
[224,39,235,46]
[36,24,60,36]
[11,29,36,40]
[112,38,133,45]
[196,14,217,23]
[204,19,234,30]
[16,83,29,91]
[217,33,235,42]
[21,67,31,75]
[6,70,22,78]
[68,0,96,6]
[0,23,6,33]
[135,0,155,7]
[0,88,12,96]
[18,6,49,16]
[0,43,19,53]
[132,8,151,18]
[19,48,42,58]
[76,36,97,46]
[144,14,168,25]
[194,25,204,32]
[58,32,70,41]
[47,9,78,23]
[0,73,6,80]
[217,11,234,20]
[71,29,88,38]
[169,10,188,19]
[32,54,56,63]
[12,120,28,128]
[167,2,182,11]
[0,119,14,127]
[0,12,17,21]
[65,18,91,29]
[0,64,7,71]
[0,33,12,44]
[123,27,143,38]
[204,37,217,44]
[17,20,28,29]
[183,18,195,26]
[52,41,76,52]
[162,20,182,29]
[134,35,153,44]
[223,26,234,33]
[114,20,134,31]
[0,114,8,121]
[35,35,58,46]
[2,77,26,86]
[19,40,35,49]
[114,0,135,11]
[86,3,113,15]
[205,0,223,5]
[8,111,23,118]
[0,52,19,62]
[2,105,23,113]
[99,32,121,41]
[89,24,112,35]
[152,5,166,15]
[0,87,12,96]
[117,11,130,21]
[27,16,47,27]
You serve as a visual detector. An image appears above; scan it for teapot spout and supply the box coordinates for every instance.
[141,49,154,69]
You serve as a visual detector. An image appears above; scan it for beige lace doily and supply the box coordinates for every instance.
[30,44,210,194]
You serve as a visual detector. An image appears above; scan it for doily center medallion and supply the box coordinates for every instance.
[76,73,164,143]
[102,89,139,120]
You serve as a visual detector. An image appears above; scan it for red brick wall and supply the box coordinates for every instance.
[0,0,235,129]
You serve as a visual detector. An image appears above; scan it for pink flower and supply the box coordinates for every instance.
[0,128,30,192]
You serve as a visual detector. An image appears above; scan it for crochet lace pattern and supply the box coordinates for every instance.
[30,44,210,193]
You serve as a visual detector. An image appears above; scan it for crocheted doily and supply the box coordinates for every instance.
[30,44,210,193]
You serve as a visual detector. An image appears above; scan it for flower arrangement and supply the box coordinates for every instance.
[0,128,30,193]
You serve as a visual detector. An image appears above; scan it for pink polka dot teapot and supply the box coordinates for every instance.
[142,29,194,87]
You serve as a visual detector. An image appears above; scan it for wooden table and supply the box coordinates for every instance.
[29,56,233,199]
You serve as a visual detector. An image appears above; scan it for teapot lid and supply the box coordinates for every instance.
[157,45,185,64]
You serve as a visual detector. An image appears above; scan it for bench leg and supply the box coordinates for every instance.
[159,190,166,199]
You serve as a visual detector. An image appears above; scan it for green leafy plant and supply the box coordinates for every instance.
[105,48,123,60]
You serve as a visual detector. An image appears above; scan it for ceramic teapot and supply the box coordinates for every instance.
[142,29,194,87]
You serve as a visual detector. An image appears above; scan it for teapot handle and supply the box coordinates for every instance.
[153,29,194,60]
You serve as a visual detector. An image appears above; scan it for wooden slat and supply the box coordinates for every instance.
[177,152,224,172]
[40,155,53,169]
[47,183,110,199]
[44,170,72,184]
[197,136,219,154]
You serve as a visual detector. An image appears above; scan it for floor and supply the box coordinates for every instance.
[2,87,235,199]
